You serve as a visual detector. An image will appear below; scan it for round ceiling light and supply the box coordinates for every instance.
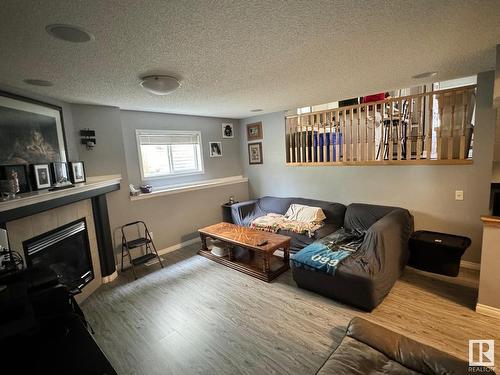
[140,75,181,95]
[412,71,438,79]
[46,24,94,43]
[23,79,53,87]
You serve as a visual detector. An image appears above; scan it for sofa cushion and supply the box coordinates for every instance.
[344,203,400,232]
[318,335,421,375]
[282,223,340,253]
[318,317,478,375]
[257,196,294,215]
[346,317,471,375]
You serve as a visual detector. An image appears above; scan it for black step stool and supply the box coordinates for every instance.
[121,221,163,279]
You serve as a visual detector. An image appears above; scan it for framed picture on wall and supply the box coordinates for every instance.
[222,123,234,138]
[247,122,263,141]
[0,91,67,165]
[248,142,263,165]
[69,161,86,183]
[209,142,222,157]
[31,163,51,190]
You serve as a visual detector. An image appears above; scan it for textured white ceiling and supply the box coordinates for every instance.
[1,0,499,119]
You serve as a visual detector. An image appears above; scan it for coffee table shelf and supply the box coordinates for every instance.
[198,222,291,282]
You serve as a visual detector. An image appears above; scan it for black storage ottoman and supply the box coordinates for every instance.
[408,230,471,277]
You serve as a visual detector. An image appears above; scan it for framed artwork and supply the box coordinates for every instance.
[0,164,30,193]
[51,161,70,184]
[69,161,86,183]
[209,142,222,157]
[32,163,51,190]
[222,123,234,138]
[0,91,67,165]
[248,142,263,165]
[247,122,263,141]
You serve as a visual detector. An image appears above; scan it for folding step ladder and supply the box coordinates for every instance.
[120,221,163,279]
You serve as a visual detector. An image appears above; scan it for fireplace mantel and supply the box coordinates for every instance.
[1,174,121,282]
[0,175,121,223]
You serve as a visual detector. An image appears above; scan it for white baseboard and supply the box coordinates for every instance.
[476,303,500,319]
[116,237,201,270]
[102,270,118,284]
[460,260,480,271]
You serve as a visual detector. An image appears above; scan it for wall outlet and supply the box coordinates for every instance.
[455,190,464,201]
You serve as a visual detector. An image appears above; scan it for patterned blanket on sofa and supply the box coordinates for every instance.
[250,213,323,238]
[291,229,365,275]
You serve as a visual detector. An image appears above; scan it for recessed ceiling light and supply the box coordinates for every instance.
[140,75,181,95]
[46,24,94,43]
[412,71,438,79]
[23,79,53,87]
[250,109,263,112]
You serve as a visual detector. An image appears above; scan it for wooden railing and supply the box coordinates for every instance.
[285,85,476,165]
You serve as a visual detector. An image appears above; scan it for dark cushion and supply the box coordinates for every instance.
[318,317,480,375]
[344,203,400,232]
[283,223,339,253]
[318,335,420,375]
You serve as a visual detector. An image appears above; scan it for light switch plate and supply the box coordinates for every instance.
[455,190,464,201]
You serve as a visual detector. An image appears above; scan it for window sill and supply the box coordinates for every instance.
[130,175,248,201]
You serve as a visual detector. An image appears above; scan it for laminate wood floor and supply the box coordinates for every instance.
[82,244,500,375]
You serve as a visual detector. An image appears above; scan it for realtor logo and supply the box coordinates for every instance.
[469,340,495,367]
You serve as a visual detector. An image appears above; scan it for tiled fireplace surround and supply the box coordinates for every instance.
[7,200,101,303]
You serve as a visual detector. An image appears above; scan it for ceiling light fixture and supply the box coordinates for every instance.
[250,109,263,112]
[23,79,53,87]
[46,24,94,43]
[412,71,438,79]
[139,75,181,95]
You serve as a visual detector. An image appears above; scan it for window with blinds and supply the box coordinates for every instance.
[136,130,204,179]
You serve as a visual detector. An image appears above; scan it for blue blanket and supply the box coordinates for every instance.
[291,229,364,275]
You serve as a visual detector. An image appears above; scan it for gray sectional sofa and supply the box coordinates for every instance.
[231,196,414,311]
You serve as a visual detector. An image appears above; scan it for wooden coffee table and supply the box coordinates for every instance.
[198,222,291,282]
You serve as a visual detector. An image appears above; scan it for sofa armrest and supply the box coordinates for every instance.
[362,208,414,275]
[346,317,471,374]
[231,200,263,226]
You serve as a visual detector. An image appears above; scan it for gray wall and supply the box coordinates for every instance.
[120,110,243,187]
[71,104,248,261]
[239,71,497,263]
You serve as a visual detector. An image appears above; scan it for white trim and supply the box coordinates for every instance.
[461,260,481,271]
[102,270,118,284]
[476,303,500,319]
[117,237,201,270]
[130,175,248,201]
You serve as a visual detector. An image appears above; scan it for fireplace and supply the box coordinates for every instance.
[23,218,94,292]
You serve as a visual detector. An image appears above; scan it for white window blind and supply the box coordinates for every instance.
[136,130,203,179]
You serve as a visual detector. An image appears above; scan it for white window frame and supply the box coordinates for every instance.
[136,129,204,181]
